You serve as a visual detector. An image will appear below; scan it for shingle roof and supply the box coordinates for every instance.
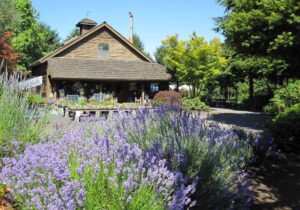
[48,58,171,81]
[76,18,97,27]
[30,22,152,67]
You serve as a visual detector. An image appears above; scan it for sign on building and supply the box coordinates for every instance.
[18,76,43,90]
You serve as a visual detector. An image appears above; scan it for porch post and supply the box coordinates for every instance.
[141,84,145,106]
[45,75,51,107]
[53,91,57,105]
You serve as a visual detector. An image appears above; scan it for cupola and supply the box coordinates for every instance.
[76,18,97,35]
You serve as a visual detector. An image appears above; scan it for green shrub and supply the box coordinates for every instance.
[78,99,88,107]
[27,93,45,105]
[264,80,300,115]
[0,75,48,156]
[182,97,209,111]
[152,91,182,106]
[269,104,300,151]
[179,88,190,98]
[88,100,117,107]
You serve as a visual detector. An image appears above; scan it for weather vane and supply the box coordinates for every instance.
[86,11,90,18]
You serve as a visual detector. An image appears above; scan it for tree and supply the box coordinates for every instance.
[65,27,80,42]
[216,0,300,88]
[132,33,152,59]
[183,34,227,97]
[157,34,227,97]
[133,33,145,52]
[9,0,61,70]
[12,22,60,70]
[0,0,20,72]
[0,0,61,71]
[156,35,186,91]
[14,0,37,33]
[0,32,19,72]
[154,45,167,64]
[0,0,21,35]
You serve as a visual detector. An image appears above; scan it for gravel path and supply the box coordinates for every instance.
[207,108,271,132]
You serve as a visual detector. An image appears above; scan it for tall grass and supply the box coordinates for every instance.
[0,74,48,156]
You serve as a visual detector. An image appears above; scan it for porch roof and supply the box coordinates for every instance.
[48,58,171,81]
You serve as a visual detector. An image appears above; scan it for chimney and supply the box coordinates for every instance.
[129,12,133,44]
[76,18,97,35]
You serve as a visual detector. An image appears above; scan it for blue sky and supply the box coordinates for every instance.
[32,0,225,57]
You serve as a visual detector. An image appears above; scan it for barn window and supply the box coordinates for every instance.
[98,43,109,60]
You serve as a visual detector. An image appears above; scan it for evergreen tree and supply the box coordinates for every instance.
[65,27,80,42]
[216,0,300,107]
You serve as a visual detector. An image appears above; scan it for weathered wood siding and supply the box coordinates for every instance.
[56,27,148,62]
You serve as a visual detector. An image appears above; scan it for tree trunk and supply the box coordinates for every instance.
[192,84,196,98]
[188,86,192,97]
[175,81,179,92]
[0,58,5,72]
[224,86,228,103]
[235,85,238,104]
[197,84,202,97]
[248,70,254,108]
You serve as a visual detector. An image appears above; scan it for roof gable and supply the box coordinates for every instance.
[31,22,152,67]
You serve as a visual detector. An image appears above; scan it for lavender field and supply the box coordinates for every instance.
[0,85,257,210]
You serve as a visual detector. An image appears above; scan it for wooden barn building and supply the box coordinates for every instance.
[30,18,171,103]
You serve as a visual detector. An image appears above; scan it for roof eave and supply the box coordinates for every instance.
[29,22,153,67]
[50,77,171,81]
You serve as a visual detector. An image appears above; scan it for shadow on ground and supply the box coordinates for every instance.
[249,154,300,210]
[208,112,271,131]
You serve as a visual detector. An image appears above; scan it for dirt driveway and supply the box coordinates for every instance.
[206,108,300,210]
[207,108,271,132]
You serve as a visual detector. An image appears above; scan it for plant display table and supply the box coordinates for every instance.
[61,106,153,122]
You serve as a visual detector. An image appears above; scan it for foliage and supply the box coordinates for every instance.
[12,22,61,70]
[182,97,209,111]
[154,45,167,65]
[0,0,61,70]
[0,32,19,72]
[216,0,300,108]
[0,0,21,35]
[14,0,37,32]
[264,80,300,115]
[0,182,8,202]
[0,74,48,156]
[234,56,287,107]
[216,0,300,74]
[268,103,300,151]
[152,91,182,106]
[101,107,255,209]
[133,33,145,52]
[156,34,227,97]
[0,128,197,209]
[132,33,152,60]
[185,35,227,97]
[59,100,140,109]
[155,35,186,89]
[26,93,45,105]
[64,27,80,42]
[179,87,190,98]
